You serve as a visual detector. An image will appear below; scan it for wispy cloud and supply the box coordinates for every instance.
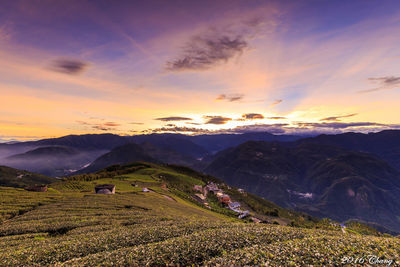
[320,113,358,122]
[204,115,232,125]
[166,34,247,71]
[165,15,267,72]
[216,94,244,102]
[155,116,193,122]
[359,76,400,93]
[76,120,120,131]
[270,99,283,107]
[242,113,264,119]
[266,116,287,120]
[296,121,384,129]
[50,59,89,75]
[103,122,120,127]
[144,126,213,134]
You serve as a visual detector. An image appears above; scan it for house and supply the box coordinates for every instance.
[205,182,218,191]
[25,185,47,192]
[193,193,207,203]
[193,185,203,192]
[228,202,241,210]
[218,194,231,204]
[95,184,115,194]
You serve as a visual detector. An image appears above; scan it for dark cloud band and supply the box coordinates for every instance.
[50,59,88,75]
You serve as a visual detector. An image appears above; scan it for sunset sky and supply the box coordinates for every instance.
[1,0,400,142]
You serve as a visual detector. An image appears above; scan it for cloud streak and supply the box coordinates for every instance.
[320,113,358,122]
[359,76,400,93]
[76,120,120,131]
[266,116,287,120]
[242,113,264,119]
[216,94,244,102]
[204,115,232,125]
[155,116,193,122]
[270,99,283,107]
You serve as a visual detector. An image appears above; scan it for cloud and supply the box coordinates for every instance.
[166,33,247,71]
[103,122,120,127]
[144,126,213,134]
[129,122,144,125]
[204,115,232,125]
[76,120,120,131]
[232,121,400,135]
[166,14,271,72]
[50,59,89,75]
[266,116,287,120]
[230,123,289,134]
[92,125,111,131]
[165,15,268,72]
[155,116,193,122]
[320,113,358,122]
[295,122,384,129]
[143,121,400,136]
[270,99,283,107]
[76,120,90,125]
[216,94,244,102]
[359,76,400,93]
[242,113,264,119]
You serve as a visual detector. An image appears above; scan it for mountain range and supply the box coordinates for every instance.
[204,141,400,232]
[1,130,400,231]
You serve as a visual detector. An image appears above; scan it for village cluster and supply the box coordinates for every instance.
[192,182,251,219]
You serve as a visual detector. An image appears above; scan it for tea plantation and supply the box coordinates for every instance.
[0,162,399,266]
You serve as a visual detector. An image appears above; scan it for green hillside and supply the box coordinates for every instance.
[0,166,57,188]
[0,162,398,266]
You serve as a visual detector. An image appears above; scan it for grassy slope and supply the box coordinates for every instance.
[0,162,399,266]
[0,166,57,188]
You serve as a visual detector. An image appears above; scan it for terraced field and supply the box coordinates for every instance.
[1,163,399,266]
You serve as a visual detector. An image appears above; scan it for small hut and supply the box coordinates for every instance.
[25,185,48,192]
[95,184,115,194]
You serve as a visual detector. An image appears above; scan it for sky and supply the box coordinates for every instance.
[1,0,400,142]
